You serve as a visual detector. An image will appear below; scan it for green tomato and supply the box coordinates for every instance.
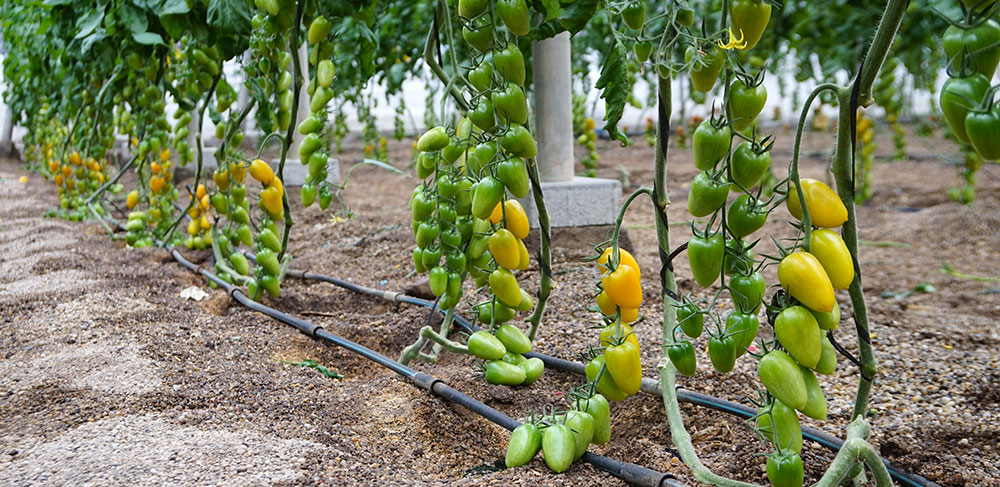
[757,399,803,453]
[485,359,526,385]
[758,350,808,411]
[730,143,771,190]
[687,231,724,288]
[541,424,575,473]
[708,334,739,374]
[692,119,729,170]
[729,79,767,131]
[766,450,804,487]
[729,270,765,314]
[725,310,759,357]
[687,171,730,217]
[668,340,697,376]
[573,393,611,445]
[505,423,542,468]
[676,301,704,338]
[564,410,595,460]
[495,323,532,354]
[774,306,822,369]
[468,330,507,360]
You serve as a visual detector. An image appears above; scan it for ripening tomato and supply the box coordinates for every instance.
[601,264,642,309]
[809,229,854,289]
[778,252,835,313]
[786,178,848,228]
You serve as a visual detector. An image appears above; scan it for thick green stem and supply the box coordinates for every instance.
[811,417,892,487]
[423,2,470,112]
[429,306,456,358]
[525,157,552,341]
[162,72,222,245]
[399,323,469,365]
[655,74,761,487]
[856,0,909,106]
[276,1,304,263]
[831,89,878,419]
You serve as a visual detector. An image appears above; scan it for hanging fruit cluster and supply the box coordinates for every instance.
[183,184,213,250]
[403,0,541,371]
[937,6,1000,203]
[587,247,644,401]
[206,161,258,290]
[298,13,337,209]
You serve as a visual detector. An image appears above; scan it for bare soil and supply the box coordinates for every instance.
[1,124,997,487]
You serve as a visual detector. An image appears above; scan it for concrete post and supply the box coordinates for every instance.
[0,103,12,157]
[521,31,621,238]
[531,32,574,183]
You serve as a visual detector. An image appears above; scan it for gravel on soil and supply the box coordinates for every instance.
[1,124,997,486]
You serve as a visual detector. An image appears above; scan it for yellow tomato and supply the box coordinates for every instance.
[778,251,835,313]
[810,229,854,290]
[602,264,642,309]
[488,228,521,270]
[126,190,139,209]
[786,178,848,228]
[595,291,616,316]
[504,200,530,239]
[150,175,165,193]
[598,247,641,278]
[600,322,640,350]
[488,202,503,224]
[259,186,283,218]
[230,162,247,183]
[249,159,274,185]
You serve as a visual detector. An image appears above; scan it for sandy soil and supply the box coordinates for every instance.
[0,123,997,487]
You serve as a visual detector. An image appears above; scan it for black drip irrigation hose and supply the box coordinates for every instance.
[160,250,684,487]
[284,266,940,487]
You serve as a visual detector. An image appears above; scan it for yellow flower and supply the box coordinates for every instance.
[717,28,747,50]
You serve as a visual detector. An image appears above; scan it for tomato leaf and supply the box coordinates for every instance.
[595,39,629,145]
[537,0,561,21]
[132,31,165,46]
[207,0,251,35]
[74,9,103,40]
[118,2,148,34]
[158,0,191,16]
[79,29,107,53]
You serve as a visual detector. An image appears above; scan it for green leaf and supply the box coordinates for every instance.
[80,29,107,53]
[281,359,344,379]
[119,2,148,34]
[595,39,629,145]
[539,0,560,21]
[42,0,75,6]
[556,0,599,33]
[74,9,104,40]
[132,31,165,45]
[158,0,190,16]
[207,0,251,35]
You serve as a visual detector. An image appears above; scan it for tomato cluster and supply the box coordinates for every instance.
[297,14,337,209]
[938,7,1000,203]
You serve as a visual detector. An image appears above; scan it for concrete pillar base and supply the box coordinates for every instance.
[518,177,622,229]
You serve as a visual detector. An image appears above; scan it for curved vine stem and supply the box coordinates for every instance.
[424,0,470,112]
[161,71,223,245]
[276,0,304,263]
[525,157,552,341]
[788,82,840,251]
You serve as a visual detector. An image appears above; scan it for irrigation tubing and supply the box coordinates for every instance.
[278,264,940,487]
[155,247,685,487]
